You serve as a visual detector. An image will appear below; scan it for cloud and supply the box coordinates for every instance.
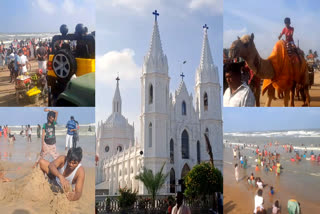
[223,27,247,48]
[96,49,141,87]
[188,0,223,14]
[34,0,56,14]
[63,0,76,15]
[105,0,157,12]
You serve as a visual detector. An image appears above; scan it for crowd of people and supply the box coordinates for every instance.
[231,142,311,214]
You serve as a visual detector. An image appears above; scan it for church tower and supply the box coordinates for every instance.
[195,25,223,170]
[140,10,170,178]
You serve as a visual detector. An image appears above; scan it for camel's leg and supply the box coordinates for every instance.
[265,85,274,107]
[290,83,296,107]
[304,85,311,106]
[255,86,261,107]
[284,89,290,107]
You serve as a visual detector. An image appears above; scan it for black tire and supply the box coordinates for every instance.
[52,49,77,82]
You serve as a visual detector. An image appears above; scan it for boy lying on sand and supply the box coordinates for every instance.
[39,147,85,201]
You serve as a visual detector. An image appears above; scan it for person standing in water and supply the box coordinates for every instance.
[37,124,41,138]
[27,124,32,143]
[65,116,76,150]
[33,108,59,168]
[235,163,239,182]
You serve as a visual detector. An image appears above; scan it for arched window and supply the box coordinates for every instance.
[149,123,152,147]
[170,139,174,163]
[170,168,176,193]
[105,146,109,153]
[149,84,153,104]
[182,101,186,115]
[204,92,208,111]
[117,145,123,152]
[197,141,201,164]
[181,130,189,159]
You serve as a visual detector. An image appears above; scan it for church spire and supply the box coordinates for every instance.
[196,24,219,85]
[112,75,122,114]
[143,10,168,74]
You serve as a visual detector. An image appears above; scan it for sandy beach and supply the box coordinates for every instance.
[0,59,47,107]
[0,125,96,214]
[260,71,320,107]
[223,145,320,214]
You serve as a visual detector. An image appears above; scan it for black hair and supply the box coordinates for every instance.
[71,116,74,120]
[284,17,291,24]
[18,49,23,54]
[257,189,263,196]
[66,147,83,162]
[47,111,55,121]
[275,200,279,208]
[224,62,245,76]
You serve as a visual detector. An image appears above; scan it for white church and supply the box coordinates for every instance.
[96,10,223,195]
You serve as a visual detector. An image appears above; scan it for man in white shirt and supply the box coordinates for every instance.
[18,49,30,75]
[171,192,191,214]
[223,62,255,107]
[254,189,264,214]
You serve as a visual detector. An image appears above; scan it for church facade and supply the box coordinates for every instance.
[96,11,222,195]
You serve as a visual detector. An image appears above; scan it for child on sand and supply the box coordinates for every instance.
[255,164,260,171]
[33,108,59,168]
[272,200,280,214]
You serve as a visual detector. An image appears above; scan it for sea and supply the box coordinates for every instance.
[224,129,320,206]
[0,32,58,47]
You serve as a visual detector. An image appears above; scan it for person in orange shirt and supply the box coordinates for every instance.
[255,164,260,171]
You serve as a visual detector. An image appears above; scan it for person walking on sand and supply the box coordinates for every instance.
[287,199,301,214]
[235,163,239,182]
[171,192,191,214]
[38,147,85,201]
[33,108,59,168]
[65,116,77,150]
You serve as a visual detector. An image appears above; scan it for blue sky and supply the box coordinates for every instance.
[224,108,320,133]
[95,0,223,138]
[0,0,95,33]
[224,0,320,58]
[0,108,94,126]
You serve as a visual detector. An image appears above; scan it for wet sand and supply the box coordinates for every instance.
[0,59,47,107]
[260,71,320,107]
[223,148,320,213]
[0,161,94,214]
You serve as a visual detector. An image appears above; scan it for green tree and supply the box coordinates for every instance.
[184,162,223,200]
[118,187,137,209]
[135,163,168,207]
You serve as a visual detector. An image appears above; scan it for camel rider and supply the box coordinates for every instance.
[278,17,299,62]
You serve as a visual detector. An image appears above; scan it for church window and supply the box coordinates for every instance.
[149,123,152,147]
[197,141,201,164]
[105,146,109,153]
[182,101,186,115]
[181,130,189,159]
[170,168,176,193]
[170,139,174,163]
[149,84,153,104]
[204,92,208,111]
[117,145,123,152]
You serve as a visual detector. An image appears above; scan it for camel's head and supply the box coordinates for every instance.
[229,33,255,60]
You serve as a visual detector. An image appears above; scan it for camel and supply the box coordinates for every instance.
[229,33,310,107]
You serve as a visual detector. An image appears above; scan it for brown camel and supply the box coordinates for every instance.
[229,33,310,107]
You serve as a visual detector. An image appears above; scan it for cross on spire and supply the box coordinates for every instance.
[116,74,120,83]
[180,72,185,80]
[203,24,209,31]
[152,10,159,21]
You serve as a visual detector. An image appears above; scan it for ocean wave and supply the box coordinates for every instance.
[224,130,320,138]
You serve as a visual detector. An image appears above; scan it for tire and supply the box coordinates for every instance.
[52,49,77,81]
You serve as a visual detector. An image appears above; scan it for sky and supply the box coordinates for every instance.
[95,0,223,139]
[224,0,320,58]
[223,108,320,133]
[0,0,95,33]
[0,108,95,126]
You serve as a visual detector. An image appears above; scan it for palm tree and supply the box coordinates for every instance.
[135,163,168,207]
[204,133,214,168]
